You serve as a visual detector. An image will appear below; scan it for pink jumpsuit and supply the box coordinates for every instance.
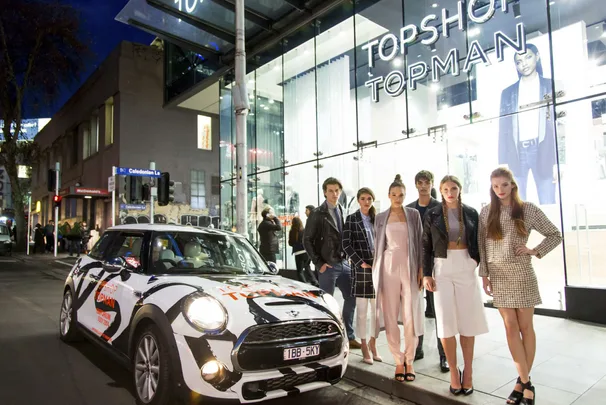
[382,222,418,366]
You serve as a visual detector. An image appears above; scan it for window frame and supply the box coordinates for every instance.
[190,169,207,209]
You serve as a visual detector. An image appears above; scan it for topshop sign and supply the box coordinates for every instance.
[364,0,527,102]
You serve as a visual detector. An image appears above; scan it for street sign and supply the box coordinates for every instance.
[116,167,161,178]
[108,176,115,192]
[120,203,146,210]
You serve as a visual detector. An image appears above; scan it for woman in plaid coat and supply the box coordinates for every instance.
[343,187,382,365]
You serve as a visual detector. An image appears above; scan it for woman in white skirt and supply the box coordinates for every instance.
[422,175,488,396]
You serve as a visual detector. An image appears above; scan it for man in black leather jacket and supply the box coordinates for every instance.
[407,170,449,372]
[303,177,360,349]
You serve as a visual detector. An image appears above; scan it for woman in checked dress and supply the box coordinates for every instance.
[479,168,562,405]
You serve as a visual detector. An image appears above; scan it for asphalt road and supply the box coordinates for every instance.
[0,256,414,405]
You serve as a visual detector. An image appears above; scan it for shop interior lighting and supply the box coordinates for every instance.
[432,3,439,8]
[392,58,403,67]
[468,27,481,37]
[513,2,521,19]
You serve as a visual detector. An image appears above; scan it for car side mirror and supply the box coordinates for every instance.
[103,257,125,273]
[267,261,279,275]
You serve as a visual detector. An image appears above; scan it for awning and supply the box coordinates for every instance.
[59,187,111,198]
[116,0,346,70]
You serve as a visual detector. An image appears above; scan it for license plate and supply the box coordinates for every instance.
[283,345,320,361]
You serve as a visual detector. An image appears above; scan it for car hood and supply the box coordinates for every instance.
[154,274,340,335]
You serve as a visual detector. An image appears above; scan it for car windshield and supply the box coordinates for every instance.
[0,225,8,236]
[151,231,268,275]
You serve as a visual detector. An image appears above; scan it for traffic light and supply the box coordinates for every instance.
[125,176,143,203]
[157,172,175,206]
[142,184,151,201]
[53,195,62,209]
[47,169,57,192]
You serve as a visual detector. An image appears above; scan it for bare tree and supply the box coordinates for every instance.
[0,0,88,250]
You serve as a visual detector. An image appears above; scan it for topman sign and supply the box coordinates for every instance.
[364,0,527,102]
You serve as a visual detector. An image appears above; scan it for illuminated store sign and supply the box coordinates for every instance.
[364,0,527,102]
[174,0,203,14]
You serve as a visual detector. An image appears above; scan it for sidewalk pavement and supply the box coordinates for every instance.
[335,292,606,405]
[12,252,79,264]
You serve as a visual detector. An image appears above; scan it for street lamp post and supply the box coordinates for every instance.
[234,0,250,236]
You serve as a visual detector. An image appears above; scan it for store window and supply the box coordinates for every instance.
[472,0,553,123]
[190,169,206,209]
[254,58,284,172]
[355,0,405,146]
[197,115,212,150]
[315,4,357,158]
[219,79,234,181]
[105,97,114,146]
[558,95,606,289]
[220,180,235,231]
[283,22,318,167]
[549,0,606,103]
[283,161,319,270]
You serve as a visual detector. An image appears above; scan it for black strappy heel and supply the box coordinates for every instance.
[395,365,406,382]
[450,367,462,396]
[506,377,524,404]
[520,380,535,405]
[403,364,416,382]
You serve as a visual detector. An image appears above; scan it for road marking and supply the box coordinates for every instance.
[55,260,74,267]
[0,259,17,263]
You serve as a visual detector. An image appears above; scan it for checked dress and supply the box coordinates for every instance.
[479,202,562,308]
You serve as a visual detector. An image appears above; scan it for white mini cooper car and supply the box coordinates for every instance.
[59,224,348,404]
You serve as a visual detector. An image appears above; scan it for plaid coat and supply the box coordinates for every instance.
[343,210,376,298]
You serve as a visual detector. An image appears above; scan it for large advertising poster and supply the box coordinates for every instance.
[466,22,592,207]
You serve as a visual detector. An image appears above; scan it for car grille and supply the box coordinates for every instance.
[242,365,343,400]
[244,321,337,344]
[234,321,343,371]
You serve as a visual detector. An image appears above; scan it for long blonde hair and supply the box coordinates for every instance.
[440,175,464,245]
[487,167,527,240]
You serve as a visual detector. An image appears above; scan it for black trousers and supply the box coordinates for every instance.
[417,290,446,358]
[295,253,317,285]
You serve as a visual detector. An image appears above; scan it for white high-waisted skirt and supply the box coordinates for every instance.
[433,249,489,339]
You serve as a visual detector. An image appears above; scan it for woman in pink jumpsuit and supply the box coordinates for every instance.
[373,175,425,382]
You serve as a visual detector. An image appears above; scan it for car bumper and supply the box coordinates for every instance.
[0,242,12,253]
[175,334,349,403]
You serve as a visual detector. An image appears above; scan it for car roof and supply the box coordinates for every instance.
[106,224,242,238]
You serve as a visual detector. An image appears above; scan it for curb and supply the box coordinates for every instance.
[344,354,503,405]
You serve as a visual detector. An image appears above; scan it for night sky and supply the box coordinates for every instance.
[32,0,154,118]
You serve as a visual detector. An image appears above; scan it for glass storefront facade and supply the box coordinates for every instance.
[216,0,606,311]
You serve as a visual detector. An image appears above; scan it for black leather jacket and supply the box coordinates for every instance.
[422,203,480,277]
[303,201,345,268]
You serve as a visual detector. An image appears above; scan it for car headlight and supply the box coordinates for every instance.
[322,293,342,320]
[183,293,228,333]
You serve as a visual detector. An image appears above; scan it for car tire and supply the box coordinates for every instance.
[59,289,80,342]
[133,324,175,405]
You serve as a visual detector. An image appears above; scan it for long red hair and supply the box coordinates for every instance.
[487,167,527,240]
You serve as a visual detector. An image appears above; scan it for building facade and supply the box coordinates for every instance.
[31,41,220,231]
[117,0,606,322]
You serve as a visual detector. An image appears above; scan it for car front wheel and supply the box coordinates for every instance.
[133,324,174,405]
[59,289,80,342]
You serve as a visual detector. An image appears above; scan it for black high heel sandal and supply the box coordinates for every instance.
[403,364,416,382]
[461,368,474,396]
[506,377,524,404]
[395,365,406,382]
[520,380,535,405]
[449,368,462,396]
